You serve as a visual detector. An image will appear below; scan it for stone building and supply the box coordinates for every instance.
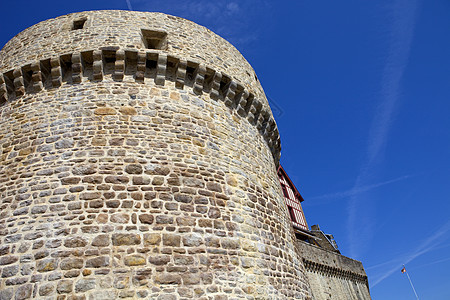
[277,166,371,299]
[0,10,370,299]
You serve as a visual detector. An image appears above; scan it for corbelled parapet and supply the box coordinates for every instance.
[0,48,280,162]
[296,240,371,299]
[0,11,310,299]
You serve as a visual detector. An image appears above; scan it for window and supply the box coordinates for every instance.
[281,184,289,198]
[141,29,167,50]
[288,206,296,222]
[72,18,87,30]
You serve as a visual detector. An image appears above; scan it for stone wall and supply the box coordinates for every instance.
[0,11,311,300]
[295,241,371,300]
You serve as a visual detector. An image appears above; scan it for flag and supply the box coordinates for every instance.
[401,266,406,273]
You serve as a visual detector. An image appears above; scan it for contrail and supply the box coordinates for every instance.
[371,220,450,287]
[126,0,133,10]
[347,0,420,258]
[308,174,413,204]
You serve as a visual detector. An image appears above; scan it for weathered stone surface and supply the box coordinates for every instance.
[0,256,18,266]
[55,139,74,149]
[85,256,109,268]
[64,237,88,248]
[60,258,83,270]
[125,164,143,174]
[92,234,110,247]
[182,233,203,247]
[15,284,32,300]
[1,265,19,278]
[154,273,181,284]
[208,207,221,219]
[143,233,161,246]
[57,279,73,293]
[105,175,129,184]
[110,213,130,224]
[94,107,116,115]
[138,214,154,224]
[119,106,137,115]
[0,288,13,300]
[182,273,201,285]
[124,255,146,266]
[112,233,141,246]
[162,234,181,247]
[75,279,96,292]
[36,258,58,272]
[38,283,54,296]
[221,238,240,250]
[148,255,170,266]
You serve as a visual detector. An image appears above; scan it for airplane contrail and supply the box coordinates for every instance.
[126,0,133,10]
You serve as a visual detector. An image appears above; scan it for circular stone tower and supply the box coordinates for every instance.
[0,11,311,299]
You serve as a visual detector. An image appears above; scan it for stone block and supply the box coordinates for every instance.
[124,255,146,266]
[57,280,73,293]
[163,234,181,247]
[112,233,141,246]
[60,258,84,270]
[85,256,109,268]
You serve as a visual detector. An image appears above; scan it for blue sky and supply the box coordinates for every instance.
[1,1,450,299]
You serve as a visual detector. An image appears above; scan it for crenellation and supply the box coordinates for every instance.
[0,74,7,104]
[30,62,43,92]
[235,89,249,118]
[247,98,262,125]
[13,68,25,97]
[0,46,281,160]
[71,52,82,84]
[263,117,276,141]
[135,52,146,83]
[175,58,187,89]
[155,53,167,86]
[114,49,125,81]
[209,70,222,100]
[256,109,270,133]
[223,80,237,109]
[92,50,103,81]
[192,64,206,95]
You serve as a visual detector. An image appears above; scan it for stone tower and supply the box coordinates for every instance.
[0,11,313,299]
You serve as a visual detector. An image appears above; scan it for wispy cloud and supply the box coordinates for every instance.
[126,0,133,10]
[370,220,450,287]
[307,174,413,206]
[347,0,420,258]
[131,0,272,48]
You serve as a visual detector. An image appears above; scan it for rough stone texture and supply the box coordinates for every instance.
[0,9,369,300]
[296,241,371,300]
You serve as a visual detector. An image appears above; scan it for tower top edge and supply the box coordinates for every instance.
[0,10,268,108]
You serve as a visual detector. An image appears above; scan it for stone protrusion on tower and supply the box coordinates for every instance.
[175,58,187,89]
[210,71,222,100]
[71,52,82,83]
[114,49,125,81]
[192,64,206,95]
[30,61,43,92]
[13,68,25,97]
[0,74,7,104]
[92,50,103,81]
[155,53,167,85]
[50,57,62,87]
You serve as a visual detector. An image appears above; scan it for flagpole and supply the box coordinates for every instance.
[403,265,419,300]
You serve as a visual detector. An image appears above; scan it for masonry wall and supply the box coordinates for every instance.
[0,11,312,300]
[296,241,371,300]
